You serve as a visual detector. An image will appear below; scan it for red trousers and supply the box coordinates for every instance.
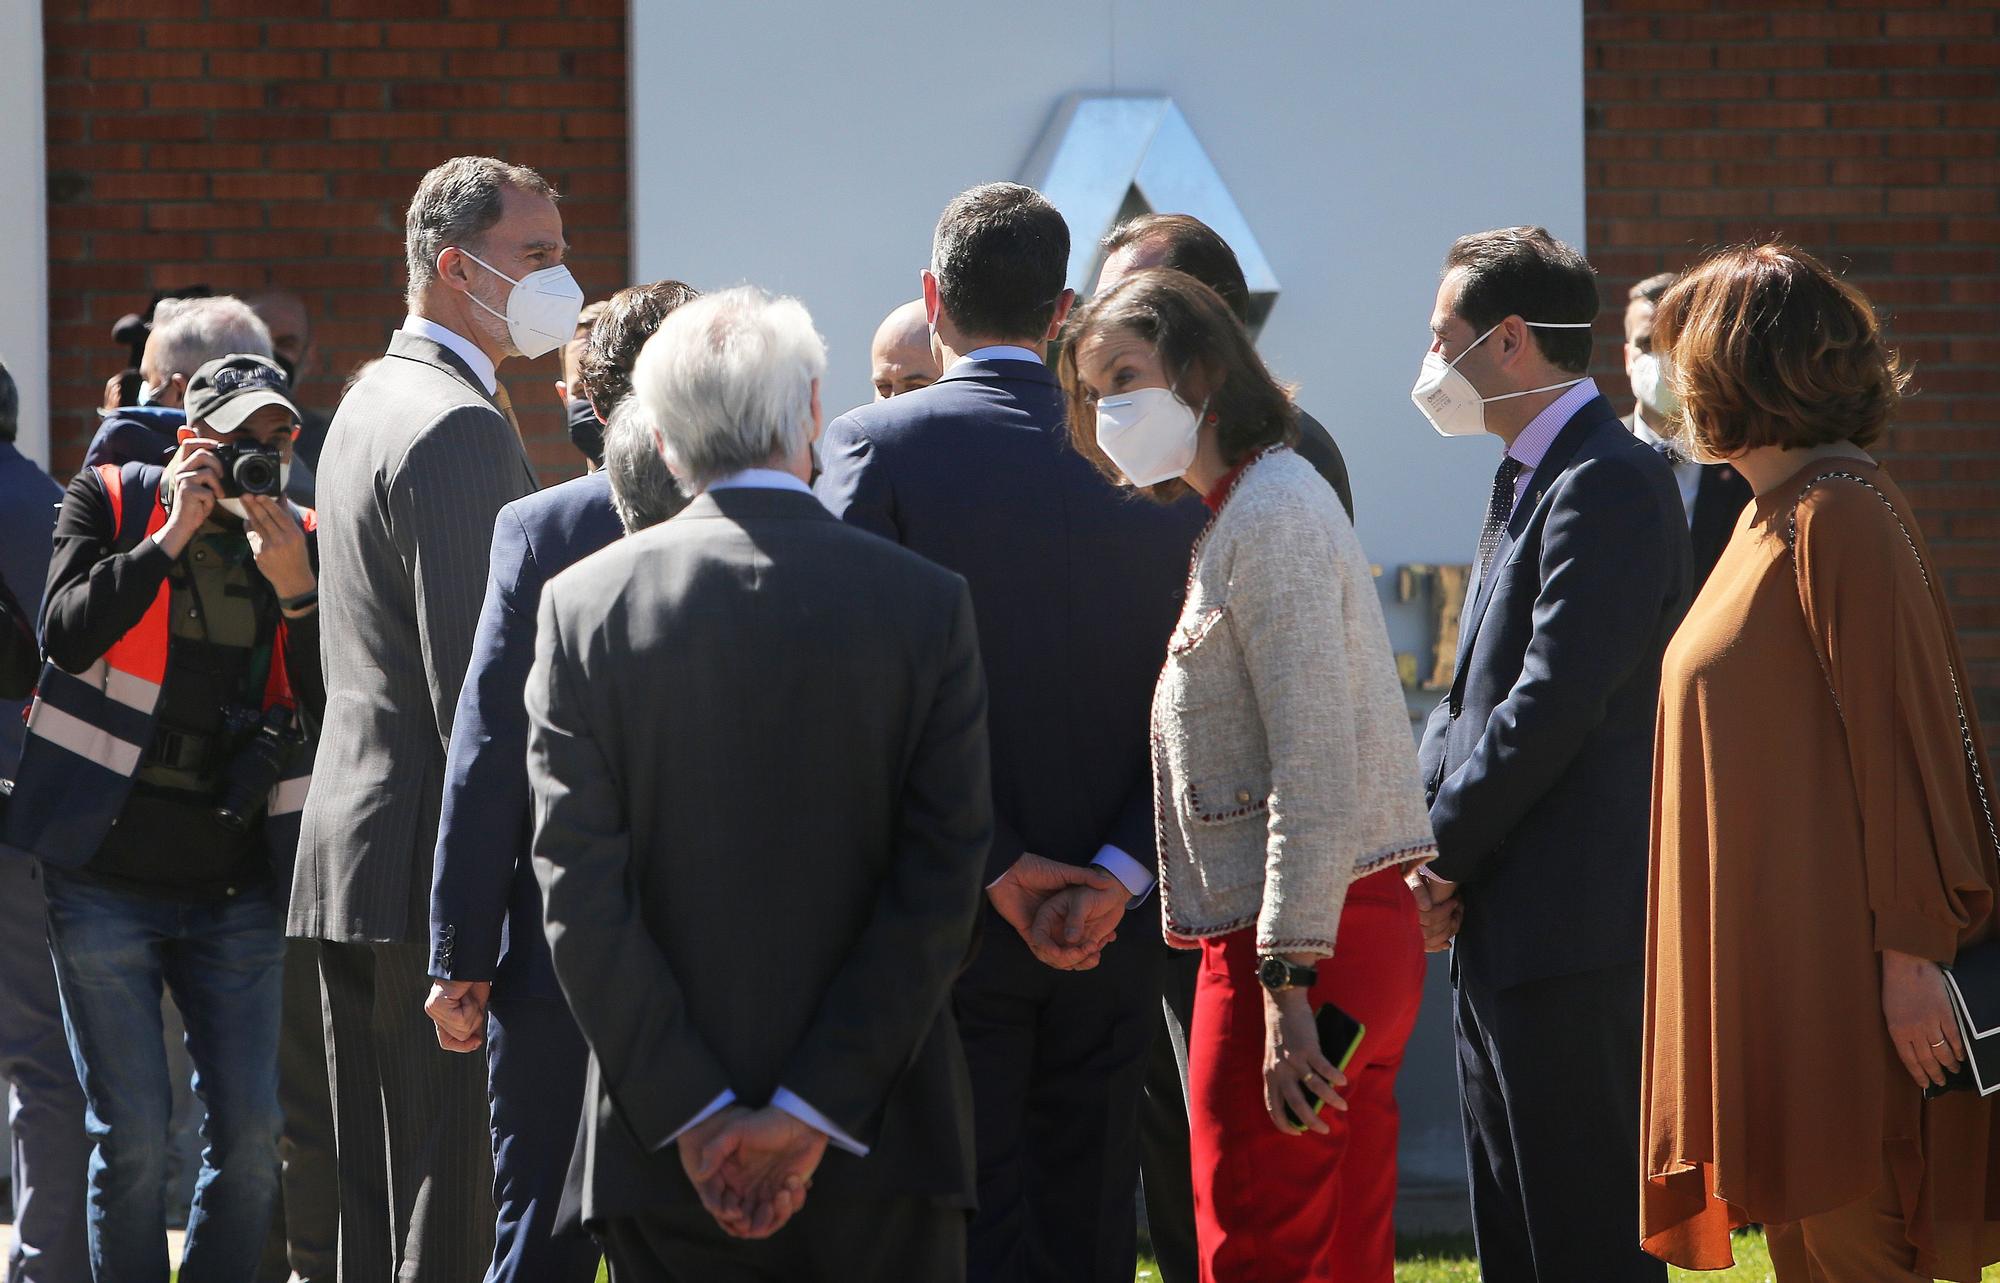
[1187,868,1426,1283]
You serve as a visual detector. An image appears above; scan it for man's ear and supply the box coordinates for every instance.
[434,246,471,293]
[1045,288,1078,341]
[586,391,606,426]
[1623,343,1639,378]
[809,378,824,442]
[921,270,941,328]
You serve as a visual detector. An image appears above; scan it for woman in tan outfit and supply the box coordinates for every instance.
[1641,243,2000,1281]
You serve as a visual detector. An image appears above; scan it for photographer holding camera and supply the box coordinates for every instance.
[3,353,322,1278]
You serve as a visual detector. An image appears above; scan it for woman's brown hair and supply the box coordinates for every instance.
[1057,267,1297,502]
[1652,242,1908,456]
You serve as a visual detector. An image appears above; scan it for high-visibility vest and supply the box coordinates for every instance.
[2,461,317,892]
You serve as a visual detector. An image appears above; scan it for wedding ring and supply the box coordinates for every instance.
[1930,1038,1948,1048]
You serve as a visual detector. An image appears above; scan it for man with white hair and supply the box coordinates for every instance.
[85,295,318,506]
[294,155,575,1281]
[526,286,998,1280]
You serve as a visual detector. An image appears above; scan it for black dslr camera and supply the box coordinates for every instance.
[213,704,302,832]
[214,442,284,498]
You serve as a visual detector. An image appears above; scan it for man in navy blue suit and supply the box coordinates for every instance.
[1409,228,1690,1283]
[424,279,698,1283]
[816,183,1205,1283]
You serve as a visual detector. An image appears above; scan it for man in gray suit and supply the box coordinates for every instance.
[291,155,580,1281]
[527,286,1002,1281]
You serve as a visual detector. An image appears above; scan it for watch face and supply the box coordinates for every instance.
[1259,957,1289,990]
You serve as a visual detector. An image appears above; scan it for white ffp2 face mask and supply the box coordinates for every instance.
[1095,385,1206,488]
[1410,321,1594,438]
[1627,349,1680,420]
[451,248,585,360]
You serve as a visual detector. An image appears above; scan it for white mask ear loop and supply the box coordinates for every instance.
[1449,320,1596,400]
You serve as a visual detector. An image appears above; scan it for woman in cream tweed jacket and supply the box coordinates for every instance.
[1060,268,1435,1283]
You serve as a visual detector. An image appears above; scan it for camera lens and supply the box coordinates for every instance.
[233,450,280,496]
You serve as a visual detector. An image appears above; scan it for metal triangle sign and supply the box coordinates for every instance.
[1021,94,1281,330]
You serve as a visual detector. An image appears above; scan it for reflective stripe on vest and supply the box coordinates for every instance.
[94,463,171,701]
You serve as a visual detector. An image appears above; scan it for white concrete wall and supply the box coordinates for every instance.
[632,0,1584,1217]
[0,0,48,465]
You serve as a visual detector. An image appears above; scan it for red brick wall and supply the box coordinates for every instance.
[1584,0,2000,736]
[42,0,628,486]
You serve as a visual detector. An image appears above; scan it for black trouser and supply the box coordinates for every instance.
[595,1194,965,1283]
[1136,947,1199,1283]
[955,910,1162,1283]
[259,937,339,1282]
[319,940,495,1283]
[1454,961,1664,1283]
[485,988,600,1283]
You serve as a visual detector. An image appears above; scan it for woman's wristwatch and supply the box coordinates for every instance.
[1257,956,1318,993]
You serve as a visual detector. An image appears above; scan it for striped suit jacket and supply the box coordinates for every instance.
[291,329,537,944]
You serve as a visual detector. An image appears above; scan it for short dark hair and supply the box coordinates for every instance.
[579,279,702,419]
[931,183,1070,343]
[1629,271,1678,306]
[1443,227,1599,373]
[0,358,15,442]
[1059,268,1297,503]
[1102,214,1251,323]
[404,156,558,310]
[1653,242,1906,455]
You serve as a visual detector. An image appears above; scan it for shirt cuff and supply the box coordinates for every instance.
[1092,845,1156,904]
[662,1090,736,1147]
[771,1087,869,1157]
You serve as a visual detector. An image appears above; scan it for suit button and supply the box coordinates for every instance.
[1235,789,1252,804]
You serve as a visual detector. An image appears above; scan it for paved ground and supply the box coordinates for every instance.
[0,1224,189,1269]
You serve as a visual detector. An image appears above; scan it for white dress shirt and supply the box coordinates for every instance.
[950,344,1043,371]
[668,464,866,1156]
[400,313,497,395]
[1627,414,1703,525]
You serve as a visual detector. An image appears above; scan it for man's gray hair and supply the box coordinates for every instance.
[603,398,687,533]
[631,286,826,495]
[0,357,17,443]
[404,156,557,310]
[148,296,273,377]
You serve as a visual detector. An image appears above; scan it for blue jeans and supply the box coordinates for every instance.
[44,871,285,1283]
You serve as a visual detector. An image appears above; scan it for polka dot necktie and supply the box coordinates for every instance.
[1478,456,1525,581]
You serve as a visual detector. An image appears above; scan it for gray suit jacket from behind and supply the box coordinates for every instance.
[528,487,993,1219]
[291,329,537,943]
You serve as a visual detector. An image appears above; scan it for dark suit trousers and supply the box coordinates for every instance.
[955,909,1162,1283]
[320,940,495,1283]
[261,937,339,1282]
[1454,962,1664,1283]
[485,989,599,1283]
[1138,948,1198,1283]
[595,1195,965,1283]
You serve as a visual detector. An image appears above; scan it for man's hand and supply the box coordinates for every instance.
[424,979,492,1053]
[691,1106,829,1240]
[241,494,315,601]
[677,1104,753,1233]
[1407,869,1463,953]
[102,374,124,416]
[158,438,225,556]
[987,854,1127,971]
[1029,878,1127,971]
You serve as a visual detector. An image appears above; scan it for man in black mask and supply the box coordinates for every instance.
[555,300,608,471]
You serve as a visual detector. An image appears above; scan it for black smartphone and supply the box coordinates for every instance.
[1283,1001,1366,1131]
